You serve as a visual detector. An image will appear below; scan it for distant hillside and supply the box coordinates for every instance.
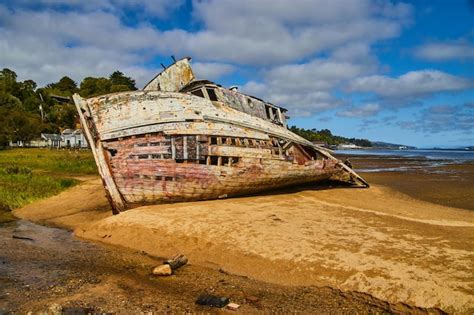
[371,141,416,149]
[289,126,372,147]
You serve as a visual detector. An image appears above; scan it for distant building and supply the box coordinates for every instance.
[41,134,62,148]
[338,143,361,149]
[61,129,88,148]
[8,129,89,149]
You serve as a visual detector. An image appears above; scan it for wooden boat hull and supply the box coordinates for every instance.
[74,91,368,213]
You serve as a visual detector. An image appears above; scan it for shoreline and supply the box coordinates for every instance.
[12,169,474,313]
[1,220,442,313]
[335,153,474,211]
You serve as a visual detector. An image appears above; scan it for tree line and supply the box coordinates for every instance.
[0,68,137,148]
[289,126,372,147]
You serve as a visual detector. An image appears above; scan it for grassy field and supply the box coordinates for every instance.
[0,148,97,222]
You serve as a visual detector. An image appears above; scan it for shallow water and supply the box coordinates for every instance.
[335,149,474,174]
[336,149,474,162]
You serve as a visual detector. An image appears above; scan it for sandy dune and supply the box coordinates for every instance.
[15,177,474,313]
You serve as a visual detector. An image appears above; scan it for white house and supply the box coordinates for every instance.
[61,129,89,148]
[9,129,89,148]
[41,134,62,148]
[338,143,361,149]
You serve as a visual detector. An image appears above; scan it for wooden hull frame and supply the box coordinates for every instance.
[74,91,368,213]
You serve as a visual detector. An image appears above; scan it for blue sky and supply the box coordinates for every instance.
[0,0,473,147]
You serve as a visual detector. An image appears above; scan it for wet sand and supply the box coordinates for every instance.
[2,219,439,314]
[12,159,474,313]
[336,153,474,211]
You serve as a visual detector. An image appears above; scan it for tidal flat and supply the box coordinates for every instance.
[2,149,473,313]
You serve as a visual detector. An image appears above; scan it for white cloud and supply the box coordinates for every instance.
[192,62,235,80]
[347,70,472,99]
[414,41,474,61]
[397,103,474,134]
[7,0,471,126]
[337,103,380,117]
[240,57,376,116]
[2,1,398,116]
[265,59,373,92]
[0,6,162,86]
[159,0,413,65]
[13,0,184,18]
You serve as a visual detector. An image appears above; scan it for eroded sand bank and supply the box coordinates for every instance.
[14,177,474,313]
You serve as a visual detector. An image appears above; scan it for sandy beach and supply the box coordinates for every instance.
[12,158,474,313]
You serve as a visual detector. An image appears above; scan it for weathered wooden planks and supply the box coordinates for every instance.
[73,73,368,213]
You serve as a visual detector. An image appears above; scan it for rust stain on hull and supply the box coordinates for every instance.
[74,57,368,213]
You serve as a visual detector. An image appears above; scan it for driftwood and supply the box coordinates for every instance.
[165,254,188,270]
[12,235,34,241]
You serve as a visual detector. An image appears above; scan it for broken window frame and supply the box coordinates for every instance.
[191,88,205,98]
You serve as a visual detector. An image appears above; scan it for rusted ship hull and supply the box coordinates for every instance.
[74,90,368,213]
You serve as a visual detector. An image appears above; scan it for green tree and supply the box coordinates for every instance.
[0,106,42,144]
[0,92,21,108]
[109,71,137,91]
[289,126,372,147]
[79,77,112,97]
[0,68,19,96]
[47,104,77,129]
[46,76,78,96]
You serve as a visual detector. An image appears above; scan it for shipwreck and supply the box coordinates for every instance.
[73,57,369,214]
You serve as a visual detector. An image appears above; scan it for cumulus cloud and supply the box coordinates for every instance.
[242,78,341,117]
[240,57,377,116]
[3,0,470,130]
[0,0,409,88]
[397,103,474,134]
[414,41,474,61]
[192,62,235,80]
[0,6,163,86]
[337,103,380,117]
[347,70,473,100]
[161,0,413,65]
[12,0,185,18]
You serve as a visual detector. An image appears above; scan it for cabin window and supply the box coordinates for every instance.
[204,155,240,167]
[206,88,218,101]
[265,105,281,123]
[210,156,219,165]
[222,156,229,166]
[107,149,117,157]
[265,105,273,120]
[191,89,204,98]
[247,98,254,108]
[206,136,269,148]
